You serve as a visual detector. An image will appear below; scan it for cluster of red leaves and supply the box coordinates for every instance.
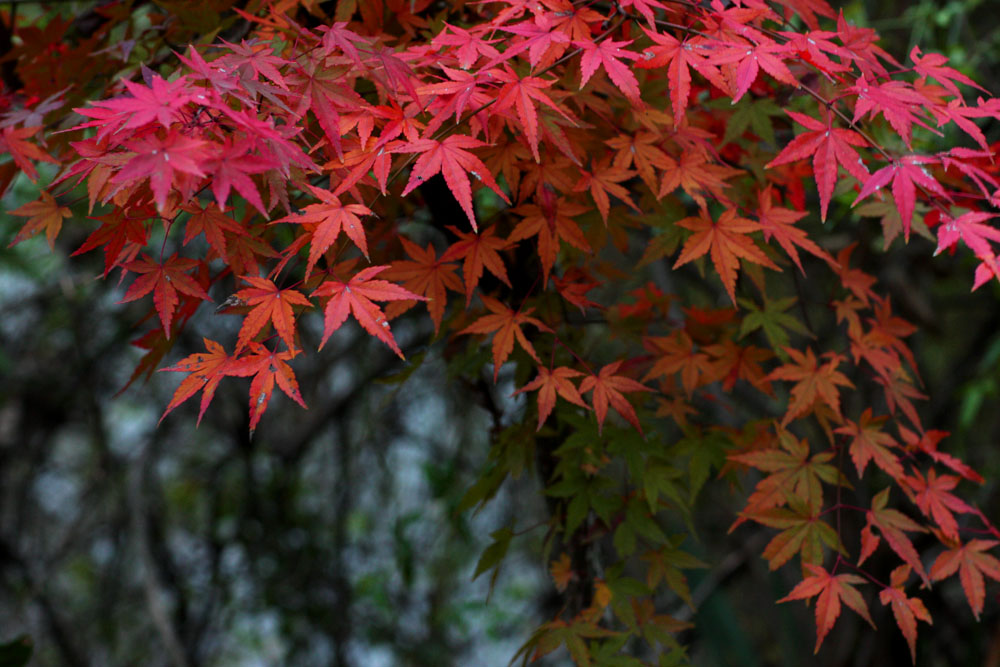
[5,0,1000,661]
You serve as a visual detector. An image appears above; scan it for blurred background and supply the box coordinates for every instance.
[2,1,1000,665]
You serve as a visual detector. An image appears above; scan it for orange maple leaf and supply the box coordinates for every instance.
[8,191,72,249]
[272,184,372,276]
[930,539,1000,620]
[673,209,779,304]
[778,563,875,654]
[835,408,903,479]
[766,347,853,427]
[233,276,312,352]
[879,565,932,664]
[440,225,511,306]
[382,237,463,334]
[513,366,589,430]
[459,296,551,381]
[508,199,591,283]
[578,361,653,434]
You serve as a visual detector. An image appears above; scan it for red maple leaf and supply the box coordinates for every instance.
[273,184,372,275]
[634,29,726,125]
[119,254,212,336]
[575,38,642,102]
[159,337,232,424]
[508,198,591,283]
[778,563,875,654]
[75,74,192,137]
[903,468,972,540]
[113,130,210,211]
[766,110,870,221]
[859,488,929,585]
[909,46,985,98]
[459,295,552,381]
[930,539,1000,620]
[491,67,576,163]
[311,265,424,357]
[226,343,307,436]
[0,125,60,181]
[853,156,948,240]
[233,276,311,352]
[394,134,510,231]
[579,361,653,434]
[514,366,589,430]
[181,202,245,258]
[573,157,640,223]
[879,565,932,665]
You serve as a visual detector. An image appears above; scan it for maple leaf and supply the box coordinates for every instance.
[394,135,510,231]
[431,22,501,70]
[635,29,726,125]
[159,337,232,424]
[709,39,799,104]
[513,366,589,430]
[778,563,875,653]
[850,75,934,149]
[75,74,192,137]
[272,184,372,275]
[507,199,591,283]
[8,191,71,249]
[218,39,292,91]
[311,265,424,357]
[573,157,640,224]
[232,276,311,352]
[205,140,272,215]
[113,130,210,211]
[903,468,972,541]
[119,254,212,336]
[673,208,780,304]
[767,348,853,427]
[859,488,929,585]
[0,125,59,181]
[748,500,844,572]
[578,361,653,434]
[642,331,713,396]
[766,110,870,221]
[181,202,244,258]
[835,409,903,479]
[226,343,308,437]
[933,211,1000,289]
[575,38,641,102]
[853,157,948,241]
[728,430,840,521]
[756,185,834,273]
[459,295,552,381]
[879,565,932,664]
[909,46,985,98]
[930,539,1000,620]
[382,237,463,334]
[439,225,512,306]
[491,67,576,163]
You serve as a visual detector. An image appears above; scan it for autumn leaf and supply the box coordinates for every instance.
[233,276,312,352]
[879,565,932,664]
[507,199,591,283]
[394,135,510,231]
[853,156,948,241]
[576,38,641,102]
[860,488,929,585]
[778,563,875,653]
[0,126,60,181]
[578,361,653,434]
[766,348,853,427]
[119,254,212,336]
[439,225,512,306]
[673,209,780,304]
[930,539,1000,620]
[8,191,71,249]
[459,296,552,381]
[903,468,972,541]
[311,265,424,357]
[159,338,232,425]
[272,184,373,275]
[765,110,869,221]
[747,499,845,573]
[382,237,463,334]
[835,409,903,479]
[757,185,834,272]
[226,343,308,437]
[513,366,589,430]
